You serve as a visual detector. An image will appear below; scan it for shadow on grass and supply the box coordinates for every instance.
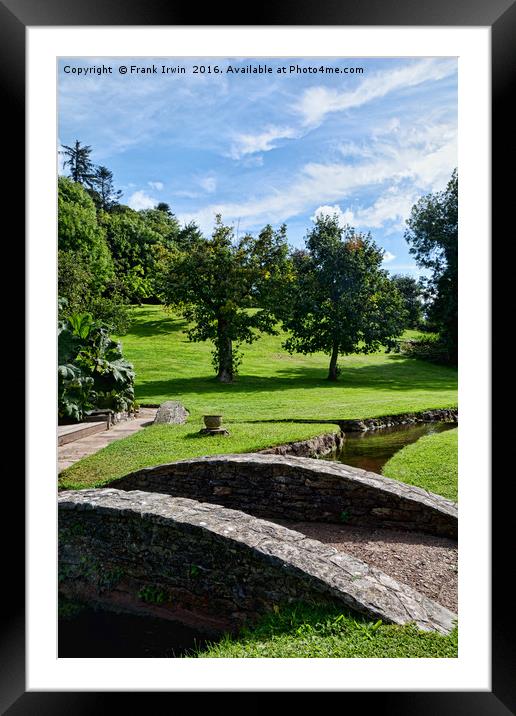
[124,309,187,338]
[136,355,458,400]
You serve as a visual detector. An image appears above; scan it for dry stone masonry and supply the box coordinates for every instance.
[108,453,457,538]
[338,408,458,432]
[58,489,456,634]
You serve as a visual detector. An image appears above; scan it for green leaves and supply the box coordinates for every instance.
[158,216,290,382]
[58,311,135,421]
[281,215,407,379]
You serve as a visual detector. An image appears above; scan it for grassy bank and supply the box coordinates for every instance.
[382,428,458,501]
[59,421,339,489]
[194,603,458,658]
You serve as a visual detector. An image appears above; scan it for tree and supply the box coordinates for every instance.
[58,177,131,333]
[58,176,114,291]
[60,140,96,186]
[404,169,458,361]
[390,274,424,329]
[90,165,123,211]
[100,206,176,303]
[156,202,172,214]
[281,215,406,381]
[158,215,289,383]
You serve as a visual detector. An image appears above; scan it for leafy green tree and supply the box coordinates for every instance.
[138,207,181,250]
[58,177,114,291]
[156,202,172,214]
[58,177,131,333]
[390,274,424,329]
[281,215,406,381]
[100,207,165,302]
[404,169,458,362]
[90,165,123,211]
[60,140,96,186]
[158,215,290,383]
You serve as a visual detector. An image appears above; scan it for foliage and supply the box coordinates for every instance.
[58,177,114,291]
[404,169,458,362]
[390,274,424,329]
[100,207,174,302]
[60,139,96,186]
[157,215,290,382]
[58,250,132,334]
[89,165,123,211]
[58,310,135,422]
[194,602,458,658]
[281,215,407,380]
[383,427,458,501]
[397,334,452,364]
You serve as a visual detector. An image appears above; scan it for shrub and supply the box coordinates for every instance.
[398,334,451,364]
[58,311,136,422]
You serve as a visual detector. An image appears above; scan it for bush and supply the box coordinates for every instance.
[58,253,132,335]
[397,335,451,364]
[58,311,136,422]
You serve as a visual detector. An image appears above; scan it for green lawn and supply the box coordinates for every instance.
[194,603,458,658]
[59,305,457,489]
[59,421,339,489]
[115,306,457,422]
[382,428,458,501]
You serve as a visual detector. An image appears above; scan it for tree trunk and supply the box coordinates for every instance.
[216,318,234,383]
[327,342,339,381]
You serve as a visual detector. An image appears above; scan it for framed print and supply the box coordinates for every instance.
[3,0,510,709]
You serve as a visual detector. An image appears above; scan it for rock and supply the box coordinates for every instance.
[153,400,189,425]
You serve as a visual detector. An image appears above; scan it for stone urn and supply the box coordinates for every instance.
[203,415,223,430]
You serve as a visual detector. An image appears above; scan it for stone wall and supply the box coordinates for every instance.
[58,488,456,634]
[259,431,344,458]
[338,408,458,432]
[107,453,457,538]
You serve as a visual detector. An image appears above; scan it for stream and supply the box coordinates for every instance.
[330,421,456,474]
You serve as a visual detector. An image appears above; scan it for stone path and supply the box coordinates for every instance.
[58,408,157,473]
[272,519,457,612]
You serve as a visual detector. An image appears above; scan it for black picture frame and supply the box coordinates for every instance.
[5,0,508,710]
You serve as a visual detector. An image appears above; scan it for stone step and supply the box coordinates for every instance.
[58,421,108,446]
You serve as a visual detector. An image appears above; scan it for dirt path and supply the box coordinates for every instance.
[272,519,458,612]
[58,408,157,473]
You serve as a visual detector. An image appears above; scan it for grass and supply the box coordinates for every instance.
[59,421,339,489]
[114,305,457,422]
[382,428,458,501]
[194,603,458,658]
[59,305,457,489]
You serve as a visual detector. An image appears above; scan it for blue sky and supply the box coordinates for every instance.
[58,57,457,276]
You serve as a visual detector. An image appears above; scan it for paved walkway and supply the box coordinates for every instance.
[58,408,157,473]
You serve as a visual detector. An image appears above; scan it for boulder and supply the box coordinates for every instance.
[153,400,189,425]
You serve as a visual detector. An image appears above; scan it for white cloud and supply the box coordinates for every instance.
[294,59,456,127]
[311,204,354,226]
[179,116,455,234]
[229,125,298,159]
[128,190,156,210]
[353,190,419,230]
[148,181,164,191]
[199,175,217,193]
[382,250,396,263]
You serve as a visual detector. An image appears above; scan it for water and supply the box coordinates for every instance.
[330,421,456,474]
[59,608,215,658]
